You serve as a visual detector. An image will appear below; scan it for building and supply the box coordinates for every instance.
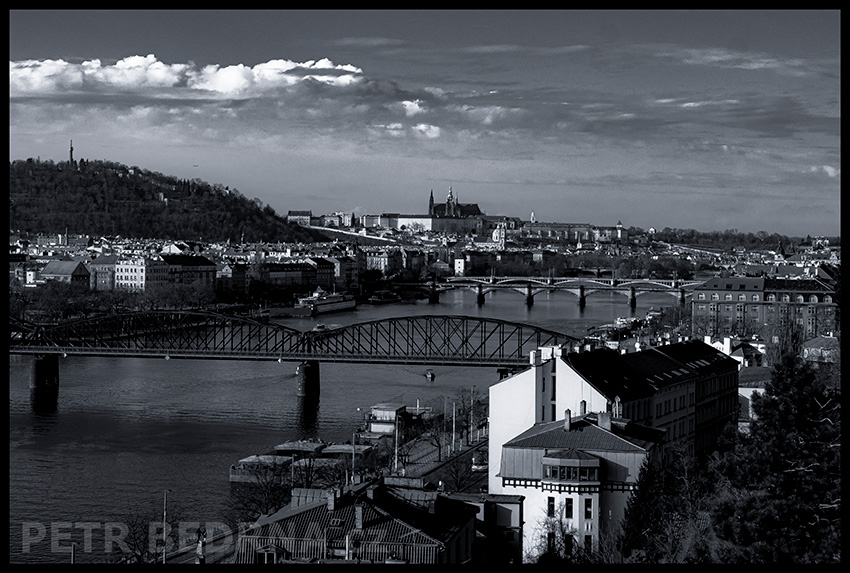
[286,210,313,226]
[495,411,663,560]
[114,256,169,292]
[215,262,251,297]
[88,253,119,291]
[429,187,482,219]
[444,492,525,564]
[691,276,837,339]
[487,340,739,561]
[233,479,478,564]
[304,257,336,290]
[263,262,316,289]
[38,260,92,288]
[160,254,217,288]
[326,255,360,289]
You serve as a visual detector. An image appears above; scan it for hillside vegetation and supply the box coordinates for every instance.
[9,157,329,243]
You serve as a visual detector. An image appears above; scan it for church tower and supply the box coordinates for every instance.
[446,186,455,217]
[69,140,74,165]
[429,189,434,216]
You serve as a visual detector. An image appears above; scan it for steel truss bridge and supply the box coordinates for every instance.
[9,311,577,368]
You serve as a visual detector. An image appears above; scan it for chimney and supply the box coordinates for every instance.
[366,485,377,500]
[598,411,611,430]
[564,409,571,431]
[580,400,587,415]
[355,504,363,529]
[327,490,336,511]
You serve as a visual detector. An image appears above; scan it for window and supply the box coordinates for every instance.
[548,497,555,517]
[738,294,746,301]
[698,293,705,300]
[725,294,733,300]
[565,498,573,519]
[752,294,759,301]
[825,295,832,303]
[585,535,593,553]
[711,293,719,300]
[809,295,818,303]
[796,295,804,303]
[585,498,593,519]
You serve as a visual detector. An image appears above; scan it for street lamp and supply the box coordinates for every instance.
[161,489,171,564]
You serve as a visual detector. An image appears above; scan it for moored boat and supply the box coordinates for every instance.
[296,287,357,315]
[367,290,401,305]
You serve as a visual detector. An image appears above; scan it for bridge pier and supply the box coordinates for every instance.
[296,360,320,399]
[629,287,637,310]
[578,285,586,309]
[525,285,534,307]
[428,284,440,304]
[476,285,485,306]
[29,354,60,406]
[679,288,686,306]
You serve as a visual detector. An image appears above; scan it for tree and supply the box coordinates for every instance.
[224,461,292,531]
[108,495,188,564]
[709,353,841,563]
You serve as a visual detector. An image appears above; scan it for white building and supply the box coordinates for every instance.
[487,340,739,561]
[114,255,169,292]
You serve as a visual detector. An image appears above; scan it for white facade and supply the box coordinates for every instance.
[487,345,642,562]
[114,256,169,292]
[488,346,610,496]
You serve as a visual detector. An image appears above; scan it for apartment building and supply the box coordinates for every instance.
[114,256,169,292]
[496,411,663,560]
[691,276,837,339]
[160,254,217,288]
[487,340,738,561]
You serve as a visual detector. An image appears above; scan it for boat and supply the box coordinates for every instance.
[295,287,356,315]
[368,290,401,305]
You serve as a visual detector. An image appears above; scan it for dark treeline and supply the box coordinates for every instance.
[9,157,330,244]
[646,226,839,251]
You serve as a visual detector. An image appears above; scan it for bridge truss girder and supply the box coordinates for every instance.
[9,312,577,367]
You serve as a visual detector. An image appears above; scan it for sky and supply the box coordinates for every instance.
[9,10,841,237]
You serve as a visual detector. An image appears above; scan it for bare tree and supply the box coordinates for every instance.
[107,496,187,564]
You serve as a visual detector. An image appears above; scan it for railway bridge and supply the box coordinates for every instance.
[10,311,577,403]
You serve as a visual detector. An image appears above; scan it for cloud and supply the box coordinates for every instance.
[810,165,840,178]
[655,46,826,78]
[413,123,441,139]
[400,99,426,116]
[9,54,365,98]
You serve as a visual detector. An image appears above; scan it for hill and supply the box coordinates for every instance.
[8,157,331,243]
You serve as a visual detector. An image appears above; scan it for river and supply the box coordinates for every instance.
[9,288,677,563]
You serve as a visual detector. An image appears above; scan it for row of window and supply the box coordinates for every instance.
[697,292,832,303]
[547,496,593,520]
[543,465,599,482]
[696,304,823,314]
[655,391,694,418]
